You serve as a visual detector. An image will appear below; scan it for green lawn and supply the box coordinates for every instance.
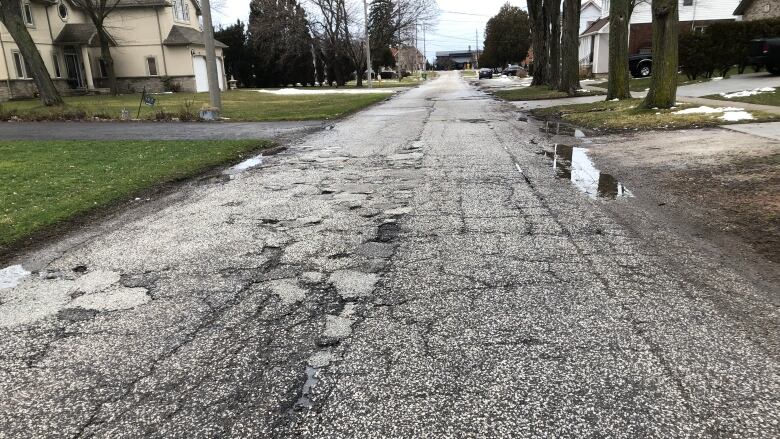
[531,98,780,132]
[0,90,390,122]
[493,86,603,101]
[703,88,780,107]
[0,139,271,249]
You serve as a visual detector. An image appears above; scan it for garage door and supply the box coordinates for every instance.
[193,55,208,92]
[193,55,226,92]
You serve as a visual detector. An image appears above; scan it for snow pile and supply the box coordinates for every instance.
[719,111,754,121]
[255,88,396,95]
[720,87,775,99]
[673,105,754,121]
[673,106,743,114]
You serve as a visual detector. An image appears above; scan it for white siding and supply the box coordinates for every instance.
[630,0,741,24]
[580,3,603,34]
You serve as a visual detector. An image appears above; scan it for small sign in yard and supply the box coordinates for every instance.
[136,87,156,119]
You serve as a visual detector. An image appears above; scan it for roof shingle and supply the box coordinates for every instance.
[163,25,227,48]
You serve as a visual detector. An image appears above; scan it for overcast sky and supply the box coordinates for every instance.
[212,0,529,62]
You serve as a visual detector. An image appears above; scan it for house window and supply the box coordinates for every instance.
[58,2,68,20]
[173,0,189,22]
[98,58,108,77]
[694,25,708,33]
[146,56,158,76]
[22,2,34,26]
[12,51,29,79]
[683,0,693,5]
[52,53,62,77]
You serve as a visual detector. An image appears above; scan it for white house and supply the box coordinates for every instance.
[579,0,742,76]
[0,0,227,101]
[580,0,603,34]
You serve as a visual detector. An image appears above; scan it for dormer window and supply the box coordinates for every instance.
[173,0,190,23]
[58,2,68,20]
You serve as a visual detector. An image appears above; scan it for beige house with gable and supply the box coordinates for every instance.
[0,0,226,101]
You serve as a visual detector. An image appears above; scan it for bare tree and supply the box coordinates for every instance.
[0,1,63,105]
[642,0,678,108]
[546,0,561,88]
[606,0,648,100]
[69,0,120,94]
[527,0,549,86]
[558,0,580,95]
[308,0,435,86]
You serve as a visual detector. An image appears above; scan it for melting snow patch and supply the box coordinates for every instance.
[674,106,744,114]
[673,106,754,121]
[0,265,30,289]
[720,87,775,98]
[720,111,754,121]
[255,88,395,95]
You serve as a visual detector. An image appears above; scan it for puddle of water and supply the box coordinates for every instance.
[551,144,631,199]
[0,265,30,289]
[295,366,320,410]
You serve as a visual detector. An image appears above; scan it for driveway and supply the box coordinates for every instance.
[0,120,324,140]
[0,72,777,437]
[677,71,780,97]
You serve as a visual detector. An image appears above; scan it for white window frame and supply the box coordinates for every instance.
[22,2,35,27]
[12,50,29,79]
[51,53,62,78]
[146,56,159,76]
[173,0,189,23]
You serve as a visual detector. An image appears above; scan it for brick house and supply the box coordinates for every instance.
[579,0,741,76]
[0,0,227,101]
[734,0,780,20]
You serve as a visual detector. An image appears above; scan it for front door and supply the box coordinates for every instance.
[64,53,84,89]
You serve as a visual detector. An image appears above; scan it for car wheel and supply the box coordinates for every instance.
[768,64,780,75]
[639,63,651,77]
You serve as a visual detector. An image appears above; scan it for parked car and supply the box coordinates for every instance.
[478,68,493,79]
[629,54,653,78]
[502,65,525,77]
[749,38,780,75]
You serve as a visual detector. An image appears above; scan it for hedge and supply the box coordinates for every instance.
[679,17,780,80]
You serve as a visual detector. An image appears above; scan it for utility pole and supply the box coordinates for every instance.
[475,29,479,69]
[200,0,221,109]
[423,24,426,71]
[414,21,419,71]
[362,0,372,88]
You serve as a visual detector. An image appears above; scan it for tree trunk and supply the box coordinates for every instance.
[559,0,581,95]
[642,0,678,109]
[547,0,562,88]
[527,0,549,86]
[96,26,118,95]
[607,0,632,100]
[0,2,63,105]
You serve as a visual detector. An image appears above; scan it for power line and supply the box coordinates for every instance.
[439,9,490,17]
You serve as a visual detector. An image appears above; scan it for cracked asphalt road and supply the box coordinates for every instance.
[1,72,778,437]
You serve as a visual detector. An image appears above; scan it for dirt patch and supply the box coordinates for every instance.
[585,127,780,266]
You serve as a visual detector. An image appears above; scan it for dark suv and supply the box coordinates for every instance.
[629,54,653,78]
[749,38,780,74]
[478,68,493,79]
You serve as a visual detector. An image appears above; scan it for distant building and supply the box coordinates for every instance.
[393,46,426,72]
[734,0,780,20]
[579,0,741,76]
[435,50,478,70]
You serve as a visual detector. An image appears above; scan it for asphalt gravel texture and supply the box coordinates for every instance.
[0,72,778,438]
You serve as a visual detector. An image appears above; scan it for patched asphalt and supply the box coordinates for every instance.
[0,72,778,437]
